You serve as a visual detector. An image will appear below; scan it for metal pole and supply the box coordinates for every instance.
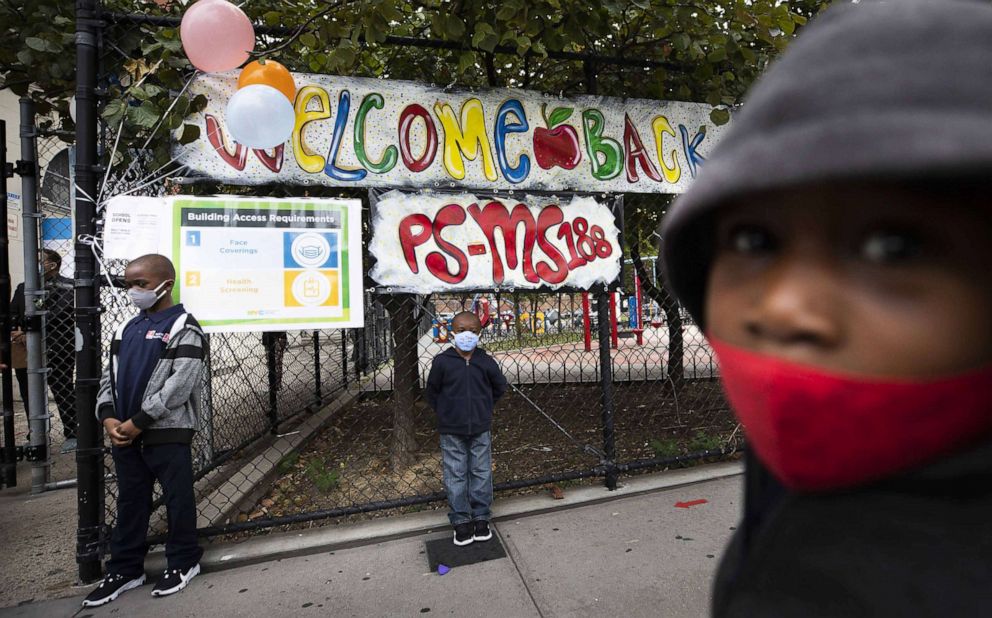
[201,334,214,466]
[20,99,50,494]
[581,292,591,351]
[264,333,279,434]
[634,273,643,330]
[609,292,619,348]
[340,330,347,389]
[74,0,105,584]
[595,289,617,490]
[313,331,322,403]
[0,120,15,489]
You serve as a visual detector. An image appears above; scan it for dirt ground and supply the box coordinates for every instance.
[239,381,739,531]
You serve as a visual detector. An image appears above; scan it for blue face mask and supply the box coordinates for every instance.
[453,331,479,352]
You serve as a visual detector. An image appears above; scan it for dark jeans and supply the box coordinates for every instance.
[440,431,493,526]
[106,442,203,577]
[14,353,76,439]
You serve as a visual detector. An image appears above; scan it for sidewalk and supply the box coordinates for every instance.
[2,472,742,618]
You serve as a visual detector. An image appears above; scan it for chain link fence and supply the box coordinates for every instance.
[210,283,738,535]
[5,132,80,485]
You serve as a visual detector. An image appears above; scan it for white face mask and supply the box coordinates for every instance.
[128,280,171,310]
[453,331,479,352]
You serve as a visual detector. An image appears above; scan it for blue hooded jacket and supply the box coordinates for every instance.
[425,347,508,435]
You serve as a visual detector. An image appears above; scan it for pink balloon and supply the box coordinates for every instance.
[180,0,255,73]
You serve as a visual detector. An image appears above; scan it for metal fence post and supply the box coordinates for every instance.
[200,334,214,466]
[341,330,348,388]
[20,99,50,494]
[595,289,618,490]
[313,330,322,403]
[74,0,105,584]
[263,332,279,434]
[0,120,15,489]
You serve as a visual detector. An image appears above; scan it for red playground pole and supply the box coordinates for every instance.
[609,292,619,348]
[634,273,643,330]
[581,292,592,351]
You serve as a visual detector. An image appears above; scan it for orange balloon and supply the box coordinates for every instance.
[238,60,296,103]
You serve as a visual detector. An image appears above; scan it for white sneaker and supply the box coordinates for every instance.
[151,563,200,597]
[81,573,145,607]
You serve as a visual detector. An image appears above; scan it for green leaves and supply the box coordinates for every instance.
[547,107,574,128]
[432,13,466,40]
[25,36,59,53]
[709,107,731,126]
[457,52,477,76]
[177,124,201,145]
[131,101,162,130]
[472,23,499,53]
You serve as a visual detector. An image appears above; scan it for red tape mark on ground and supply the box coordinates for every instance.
[674,499,708,509]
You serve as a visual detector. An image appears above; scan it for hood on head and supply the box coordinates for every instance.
[659,0,992,327]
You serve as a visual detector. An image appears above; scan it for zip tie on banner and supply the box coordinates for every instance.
[74,183,97,206]
[98,163,189,209]
[98,111,129,203]
[77,234,129,306]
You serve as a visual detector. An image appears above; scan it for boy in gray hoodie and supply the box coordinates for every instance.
[660,1,992,615]
[83,254,206,607]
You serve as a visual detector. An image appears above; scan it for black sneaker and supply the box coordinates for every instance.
[151,563,200,597]
[473,520,493,542]
[453,522,474,546]
[81,573,145,607]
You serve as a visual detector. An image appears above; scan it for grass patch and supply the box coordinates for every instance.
[482,330,586,353]
[688,430,724,452]
[651,430,724,459]
[305,456,341,493]
[277,452,299,475]
[649,438,681,459]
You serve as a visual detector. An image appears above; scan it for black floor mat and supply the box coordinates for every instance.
[425,532,507,571]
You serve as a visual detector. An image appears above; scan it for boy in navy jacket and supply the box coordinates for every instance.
[83,254,205,608]
[426,311,508,546]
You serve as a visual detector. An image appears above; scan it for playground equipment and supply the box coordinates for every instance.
[432,318,450,343]
[581,273,646,350]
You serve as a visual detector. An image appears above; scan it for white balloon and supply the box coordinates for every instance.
[225,84,295,149]
[69,95,76,122]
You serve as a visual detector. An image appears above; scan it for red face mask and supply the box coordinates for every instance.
[710,338,992,492]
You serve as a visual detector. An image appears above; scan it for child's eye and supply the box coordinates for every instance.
[727,224,778,255]
[859,229,923,264]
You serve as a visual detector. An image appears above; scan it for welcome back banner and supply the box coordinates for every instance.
[177,73,726,194]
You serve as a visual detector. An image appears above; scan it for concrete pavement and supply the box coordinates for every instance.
[2,473,742,618]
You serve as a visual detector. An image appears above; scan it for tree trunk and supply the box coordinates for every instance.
[655,260,684,383]
[388,295,418,472]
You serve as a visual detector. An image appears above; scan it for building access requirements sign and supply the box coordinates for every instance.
[104,195,363,333]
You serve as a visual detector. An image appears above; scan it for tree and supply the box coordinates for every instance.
[1,0,824,171]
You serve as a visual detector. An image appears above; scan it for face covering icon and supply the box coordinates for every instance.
[453,331,479,352]
[300,245,323,260]
[129,280,171,310]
